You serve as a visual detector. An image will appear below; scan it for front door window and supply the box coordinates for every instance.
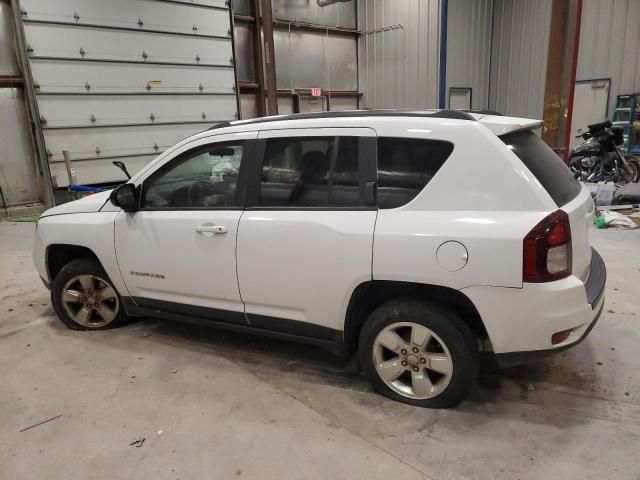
[142,143,245,209]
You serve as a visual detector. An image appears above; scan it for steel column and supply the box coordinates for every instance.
[249,0,266,116]
[260,0,278,115]
[563,0,583,162]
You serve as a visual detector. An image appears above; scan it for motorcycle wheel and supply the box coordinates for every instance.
[623,159,640,183]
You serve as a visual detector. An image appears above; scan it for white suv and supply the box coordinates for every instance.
[33,110,606,408]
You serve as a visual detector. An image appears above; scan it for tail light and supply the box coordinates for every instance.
[523,210,572,282]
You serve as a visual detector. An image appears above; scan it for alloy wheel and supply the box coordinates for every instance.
[60,274,119,327]
[372,321,453,400]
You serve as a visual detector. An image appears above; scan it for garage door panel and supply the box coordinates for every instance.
[25,23,233,66]
[44,124,205,162]
[38,95,237,128]
[21,0,231,37]
[50,154,157,187]
[31,60,236,93]
[20,0,238,188]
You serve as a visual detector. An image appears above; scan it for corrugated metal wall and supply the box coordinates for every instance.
[232,0,359,117]
[272,0,356,28]
[358,0,441,109]
[273,29,358,91]
[577,0,640,115]
[489,0,552,119]
[0,0,20,75]
[446,0,493,110]
[0,0,41,209]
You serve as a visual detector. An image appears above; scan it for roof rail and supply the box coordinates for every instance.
[462,109,503,116]
[207,121,233,130]
[206,109,476,130]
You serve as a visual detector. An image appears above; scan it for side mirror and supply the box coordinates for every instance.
[110,183,138,212]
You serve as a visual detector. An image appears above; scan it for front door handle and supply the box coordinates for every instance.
[195,224,228,236]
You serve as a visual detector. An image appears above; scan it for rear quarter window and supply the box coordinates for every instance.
[501,130,581,206]
[377,137,454,209]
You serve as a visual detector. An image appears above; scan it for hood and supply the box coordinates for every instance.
[40,190,114,218]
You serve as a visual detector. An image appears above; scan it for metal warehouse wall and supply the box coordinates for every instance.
[0,0,41,209]
[232,0,359,117]
[489,0,552,119]
[577,0,640,116]
[446,0,493,111]
[358,0,441,109]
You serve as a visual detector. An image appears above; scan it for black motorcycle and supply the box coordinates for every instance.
[569,120,639,183]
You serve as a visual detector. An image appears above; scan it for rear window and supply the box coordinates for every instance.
[501,130,580,206]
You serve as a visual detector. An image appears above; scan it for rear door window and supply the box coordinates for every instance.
[377,137,454,209]
[501,130,581,206]
[258,136,360,207]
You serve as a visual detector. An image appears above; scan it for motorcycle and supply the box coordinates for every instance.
[569,120,640,183]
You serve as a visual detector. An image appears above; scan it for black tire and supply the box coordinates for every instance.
[51,258,130,330]
[358,298,478,408]
[624,159,640,183]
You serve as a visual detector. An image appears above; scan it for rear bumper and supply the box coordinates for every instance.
[584,248,606,308]
[462,248,606,364]
[495,299,604,366]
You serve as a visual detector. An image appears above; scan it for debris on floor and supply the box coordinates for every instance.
[595,209,639,229]
[129,438,146,448]
[19,414,63,432]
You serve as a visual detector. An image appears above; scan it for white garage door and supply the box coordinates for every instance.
[18,0,239,187]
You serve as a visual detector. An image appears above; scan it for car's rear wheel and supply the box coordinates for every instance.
[359,299,478,408]
[51,259,129,330]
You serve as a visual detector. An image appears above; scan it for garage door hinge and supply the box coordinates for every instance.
[95,147,101,156]
[153,143,159,152]
[229,57,234,65]
[26,44,33,54]
[193,24,198,32]
[79,47,85,58]
[149,113,156,123]
[198,84,204,92]
[225,0,230,7]
[146,82,152,92]
[138,18,144,28]
[34,82,40,91]
[201,112,207,120]
[73,11,80,23]
[90,115,96,124]
[20,8,27,17]
[40,115,47,126]
[142,51,148,61]
[227,28,232,37]
[85,82,91,91]
[195,54,201,64]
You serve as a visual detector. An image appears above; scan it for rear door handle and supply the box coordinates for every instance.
[195,224,228,236]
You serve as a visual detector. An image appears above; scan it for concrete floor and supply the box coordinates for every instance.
[1,221,639,480]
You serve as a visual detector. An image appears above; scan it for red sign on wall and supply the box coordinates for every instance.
[311,87,322,97]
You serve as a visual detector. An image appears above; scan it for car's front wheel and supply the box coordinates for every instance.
[51,259,129,330]
[359,299,478,408]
